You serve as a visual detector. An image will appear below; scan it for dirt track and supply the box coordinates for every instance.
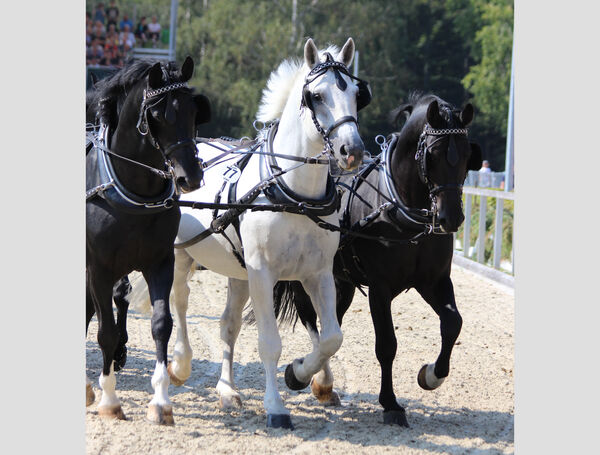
[86,266,514,454]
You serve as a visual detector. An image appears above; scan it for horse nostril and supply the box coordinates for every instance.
[340,145,348,156]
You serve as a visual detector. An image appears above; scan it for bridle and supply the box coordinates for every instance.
[135,77,197,165]
[300,53,371,156]
[414,109,468,217]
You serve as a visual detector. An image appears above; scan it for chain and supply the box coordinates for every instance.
[424,126,468,136]
[144,82,188,99]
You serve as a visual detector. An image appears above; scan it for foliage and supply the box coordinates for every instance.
[87,0,514,166]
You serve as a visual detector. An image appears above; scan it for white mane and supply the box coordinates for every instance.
[256,45,341,123]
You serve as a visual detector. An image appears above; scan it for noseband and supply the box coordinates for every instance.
[300,53,370,155]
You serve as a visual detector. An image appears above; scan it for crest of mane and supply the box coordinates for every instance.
[89,60,189,129]
[391,91,456,132]
[256,45,341,123]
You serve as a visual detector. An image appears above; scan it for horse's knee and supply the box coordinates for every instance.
[320,329,343,358]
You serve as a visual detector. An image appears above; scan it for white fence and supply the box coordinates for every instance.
[453,186,514,288]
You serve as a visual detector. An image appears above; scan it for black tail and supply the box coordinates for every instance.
[243,281,314,330]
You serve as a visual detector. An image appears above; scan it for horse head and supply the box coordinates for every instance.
[301,38,367,171]
[417,98,482,232]
[142,56,211,192]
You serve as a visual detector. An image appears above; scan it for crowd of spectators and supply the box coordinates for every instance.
[86,2,163,67]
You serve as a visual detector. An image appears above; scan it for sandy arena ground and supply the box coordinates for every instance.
[86,265,514,454]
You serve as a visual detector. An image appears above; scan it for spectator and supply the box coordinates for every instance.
[93,3,105,25]
[91,20,106,48]
[101,45,123,67]
[105,23,120,49]
[105,1,119,29]
[87,39,104,66]
[86,11,93,29]
[478,160,492,188]
[120,14,133,32]
[86,24,94,47]
[147,15,162,47]
[119,24,136,56]
[134,16,148,46]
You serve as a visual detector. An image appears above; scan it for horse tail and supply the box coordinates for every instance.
[243,281,302,328]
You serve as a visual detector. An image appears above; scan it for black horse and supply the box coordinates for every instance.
[272,93,482,427]
[86,57,210,424]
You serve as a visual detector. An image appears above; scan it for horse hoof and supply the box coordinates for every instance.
[167,363,186,387]
[147,404,175,425]
[383,409,409,427]
[98,404,127,420]
[113,347,127,372]
[310,379,341,406]
[86,383,95,407]
[219,394,243,410]
[417,364,445,390]
[284,363,310,391]
[266,414,294,430]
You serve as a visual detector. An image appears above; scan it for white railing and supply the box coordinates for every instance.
[131,48,173,61]
[453,186,514,287]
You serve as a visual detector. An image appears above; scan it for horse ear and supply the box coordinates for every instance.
[426,100,444,128]
[180,56,194,82]
[304,38,319,69]
[148,62,163,89]
[468,142,483,170]
[389,103,413,128]
[336,37,355,67]
[194,94,211,125]
[461,103,474,126]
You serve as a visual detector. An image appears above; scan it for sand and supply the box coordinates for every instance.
[86,265,514,454]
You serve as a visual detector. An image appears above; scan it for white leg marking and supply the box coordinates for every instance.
[149,361,172,407]
[98,363,120,408]
[425,363,445,389]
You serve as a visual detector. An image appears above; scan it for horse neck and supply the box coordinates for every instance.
[390,129,430,209]
[272,97,329,200]
[110,88,168,196]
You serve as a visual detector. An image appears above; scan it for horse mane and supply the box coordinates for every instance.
[256,45,341,123]
[88,59,182,130]
[390,91,455,132]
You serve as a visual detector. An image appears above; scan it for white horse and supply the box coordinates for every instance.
[133,37,367,429]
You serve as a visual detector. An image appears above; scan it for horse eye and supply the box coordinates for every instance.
[312,93,322,102]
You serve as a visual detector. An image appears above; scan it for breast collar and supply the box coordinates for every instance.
[258,122,340,217]
[86,124,177,215]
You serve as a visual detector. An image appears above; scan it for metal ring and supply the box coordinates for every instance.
[375,135,386,145]
[253,120,265,131]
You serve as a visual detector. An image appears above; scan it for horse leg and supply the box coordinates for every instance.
[89,269,126,420]
[113,276,131,372]
[86,278,96,407]
[415,276,462,390]
[216,278,249,409]
[310,278,355,405]
[285,274,343,401]
[368,284,408,427]
[247,268,292,429]
[143,256,175,425]
[168,248,195,386]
